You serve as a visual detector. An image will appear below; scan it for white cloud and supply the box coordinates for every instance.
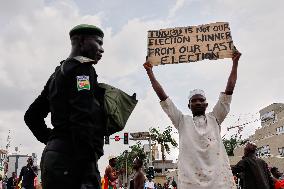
[96,18,169,80]
[168,0,186,18]
[1,0,284,176]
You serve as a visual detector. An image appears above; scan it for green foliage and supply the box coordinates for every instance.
[150,126,178,161]
[222,134,248,156]
[115,142,147,176]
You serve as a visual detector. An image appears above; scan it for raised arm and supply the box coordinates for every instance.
[143,61,168,101]
[144,61,183,129]
[225,51,241,95]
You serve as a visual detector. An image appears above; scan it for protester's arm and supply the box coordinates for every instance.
[143,61,183,129]
[225,51,241,95]
[24,79,52,144]
[212,93,232,126]
[212,52,241,125]
[143,61,168,101]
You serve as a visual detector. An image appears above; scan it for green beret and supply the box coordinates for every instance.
[69,24,104,38]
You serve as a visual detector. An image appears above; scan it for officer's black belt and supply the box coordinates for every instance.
[46,138,73,154]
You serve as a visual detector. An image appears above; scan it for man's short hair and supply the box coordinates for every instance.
[244,141,257,156]
[108,156,117,164]
[69,24,104,38]
[134,157,143,167]
[271,167,278,173]
[247,141,257,148]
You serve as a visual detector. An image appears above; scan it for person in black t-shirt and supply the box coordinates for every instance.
[7,172,17,189]
[17,157,37,189]
[232,142,274,189]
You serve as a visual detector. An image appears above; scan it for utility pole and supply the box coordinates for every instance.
[6,130,11,152]
[125,150,128,186]
[148,137,152,166]
[129,132,153,167]
[3,130,11,176]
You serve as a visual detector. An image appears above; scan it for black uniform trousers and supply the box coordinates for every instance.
[40,139,101,189]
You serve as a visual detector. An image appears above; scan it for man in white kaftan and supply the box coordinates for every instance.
[143,51,241,189]
[160,93,235,189]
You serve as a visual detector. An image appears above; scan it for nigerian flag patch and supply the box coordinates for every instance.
[77,75,90,91]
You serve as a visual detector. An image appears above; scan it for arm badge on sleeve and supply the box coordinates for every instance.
[77,75,90,91]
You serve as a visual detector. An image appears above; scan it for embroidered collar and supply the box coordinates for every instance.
[73,56,95,63]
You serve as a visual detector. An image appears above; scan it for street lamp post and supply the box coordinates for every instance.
[125,150,128,186]
[129,132,152,167]
[148,137,152,166]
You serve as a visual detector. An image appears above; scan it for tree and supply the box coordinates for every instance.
[115,142,147,182]
[223,134,248,156]
[150,126,178,173]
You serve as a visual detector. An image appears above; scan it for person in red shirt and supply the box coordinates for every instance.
[103,156,119,189]
[271,167,284,189]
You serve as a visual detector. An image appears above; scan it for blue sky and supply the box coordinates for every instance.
[0,0,284,175]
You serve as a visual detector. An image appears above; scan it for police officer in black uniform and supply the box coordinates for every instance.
[24,24,107,189]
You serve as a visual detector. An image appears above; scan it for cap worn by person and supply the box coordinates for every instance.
[69,24,104,38]
[271,167,278,172]
[188,89,206,100]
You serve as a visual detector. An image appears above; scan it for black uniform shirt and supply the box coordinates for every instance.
[25,57,106,159]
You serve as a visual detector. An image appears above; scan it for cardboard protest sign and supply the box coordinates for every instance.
[147,22,236,66]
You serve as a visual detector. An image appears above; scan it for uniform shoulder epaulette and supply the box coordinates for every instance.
[60,59,79,76]
[73,56,95,64]
[60,56,94,76]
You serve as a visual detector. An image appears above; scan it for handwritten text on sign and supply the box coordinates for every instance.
[147,22,236,66]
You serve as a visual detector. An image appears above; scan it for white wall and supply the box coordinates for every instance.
[7,154,38,178]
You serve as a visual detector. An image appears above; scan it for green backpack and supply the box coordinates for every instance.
[98,83,138,135]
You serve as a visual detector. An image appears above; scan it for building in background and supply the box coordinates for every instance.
[143,144,159,163]
[152,145,159,160]
[6,153,38,178]
[143,143,178,184]
[230,103,284,172]
[152,159,178,185]
[152,159,177,174]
